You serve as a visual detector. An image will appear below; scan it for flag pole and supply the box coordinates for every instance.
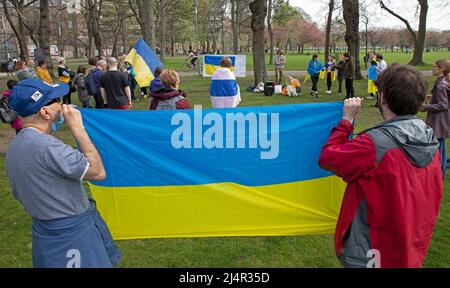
[193,0,201,76]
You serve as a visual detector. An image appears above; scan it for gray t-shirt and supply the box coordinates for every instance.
[275,55,285,70]
[6,128,90,220]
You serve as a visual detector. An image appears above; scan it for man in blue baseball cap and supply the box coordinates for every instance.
[5,78,121,268]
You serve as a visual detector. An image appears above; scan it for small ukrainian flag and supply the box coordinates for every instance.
[204,55,236,75]
[125,39,163,88]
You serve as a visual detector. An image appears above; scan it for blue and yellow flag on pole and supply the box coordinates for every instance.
[125,39,163,87]
[80,103,346,240]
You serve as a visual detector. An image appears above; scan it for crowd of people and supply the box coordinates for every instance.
[1,52,449,268]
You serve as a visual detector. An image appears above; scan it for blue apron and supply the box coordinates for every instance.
[32,200,121,268]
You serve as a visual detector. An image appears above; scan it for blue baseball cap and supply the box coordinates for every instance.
[9,78,69,117]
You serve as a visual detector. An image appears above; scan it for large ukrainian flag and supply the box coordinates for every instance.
[80,103,346,240]
[125,39,163,87]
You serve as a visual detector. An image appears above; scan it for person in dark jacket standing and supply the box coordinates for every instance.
[319,65,442,268]
[57,57,74,105]
[85,59,106,108]
[334,53,355,99]
[420,59,450,178]
[336,55,346,95]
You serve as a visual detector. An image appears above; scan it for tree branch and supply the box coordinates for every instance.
[379,1,417,40]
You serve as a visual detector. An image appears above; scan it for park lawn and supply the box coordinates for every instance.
[59,50,450,74]
[0,75,448,267]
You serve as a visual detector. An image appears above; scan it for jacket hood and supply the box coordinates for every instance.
[362,115,439,167]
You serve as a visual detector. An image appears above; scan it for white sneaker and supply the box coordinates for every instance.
[326,90,331,94]
[365,96,375,100]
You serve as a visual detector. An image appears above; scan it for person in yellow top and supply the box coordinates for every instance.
[36,60,53,84]
[58,57,75,104]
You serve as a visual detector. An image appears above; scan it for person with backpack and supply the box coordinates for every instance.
[149,70,190,110]
[74,65,93,108]
[0,79,21,134]
[85,59,106,108]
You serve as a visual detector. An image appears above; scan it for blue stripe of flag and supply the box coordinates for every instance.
[210,79,239,97]
[134,39,163,74]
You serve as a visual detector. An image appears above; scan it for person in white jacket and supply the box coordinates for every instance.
[210,57,241,108]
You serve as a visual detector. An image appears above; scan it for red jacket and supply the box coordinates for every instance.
[319,116,442,268]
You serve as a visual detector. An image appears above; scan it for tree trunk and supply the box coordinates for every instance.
[141,0,155,48]
[86,0,103,56]
[410,0,427,65]
[268,0,274,65]
[159,0,165,60]
[39,0,54,75]
[2,0,28,60]
[343,0,363,79]
[231,0,239,54]
[324,0,334,62]
[250,0,267,86]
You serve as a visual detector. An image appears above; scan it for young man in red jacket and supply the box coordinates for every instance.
[319,65,443,268]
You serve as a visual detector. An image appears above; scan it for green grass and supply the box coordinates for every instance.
[58,50,450,73]
[0,73,448,267]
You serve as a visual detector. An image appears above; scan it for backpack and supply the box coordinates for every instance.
[0,98,18,124]
[84,70,96,96]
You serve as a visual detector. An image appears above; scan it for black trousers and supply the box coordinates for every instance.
[326,72,332,90]
[311,73,319,92]
[63,92,71,105]
[93,93,105,108]
[345,78,354,99]
[337,75,344,93]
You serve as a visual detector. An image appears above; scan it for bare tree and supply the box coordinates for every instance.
[379,0,427,65]
[129,0,155,48]
[39,0,53,74]
[84,0,103,56]
[2,0,39,60]
[267,0,274,64]
[342,0,363,79]
[249,0,267,86]
[324,0,335,62]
